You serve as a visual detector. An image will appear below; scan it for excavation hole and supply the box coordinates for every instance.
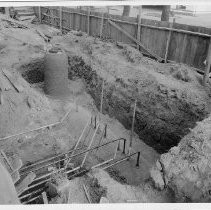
[18,58,45,84]
[67,55,209,154]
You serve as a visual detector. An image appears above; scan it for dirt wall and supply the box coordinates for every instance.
[68,55,210,153]
[150,114,211,202]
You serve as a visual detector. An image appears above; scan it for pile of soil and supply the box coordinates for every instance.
[0,68,57,138]
[150,114,211,202]
[90,168,172,203]
[51,32,211,153]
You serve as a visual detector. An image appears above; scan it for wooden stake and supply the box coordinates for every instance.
[164,18,175,63]
[203,37,211,85]
[38,6,41,23]
[83,184,92,203]
[129,99,137,149]
[100,80,104,114]
[108,19,162,62]
[50,7,53,26]
[59,6,62,31]
[100,12,104,38]
[136,6,142,50]
[107,6,110,14]
[87,7,90,35]
[42,192,48,204]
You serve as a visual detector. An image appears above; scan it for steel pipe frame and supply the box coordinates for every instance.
[19,138,126,197]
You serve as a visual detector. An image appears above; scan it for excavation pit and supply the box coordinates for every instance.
[17,51,210,154]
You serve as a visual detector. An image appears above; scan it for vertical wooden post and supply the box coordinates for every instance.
[136,6,142,50]
[136,152,140,168]
[5,7,10,17]
[129,99,137,154]
[203,37,211,85]
[87,7,91,35]
[100,12,104,38]
[42,192,48,204]
[164,18,175,63]
[107,6,110,14]
[38,6,41,23]
[50,7,53,26]
[107,7,110,39]
[59,6,62,31]
[100,80,104,116]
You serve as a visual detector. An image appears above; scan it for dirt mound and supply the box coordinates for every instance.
[150,114,211,202]
[0,68,57,138]
[52,33,211,153]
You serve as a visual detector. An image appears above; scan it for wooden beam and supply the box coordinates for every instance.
[87,7,90,35]
[38,6,41,23]
[164,18,175,63]
[203,38,211,85]
[129,99,137,149]
[100,80,104,114]
[42,192,48,204]
[2,69,24,93]
[107,6,110,14]
[99,12,104,38]
[136,6,142,50]
[83,184,91,203]
[108,19,162,61]
[59,6,62,31]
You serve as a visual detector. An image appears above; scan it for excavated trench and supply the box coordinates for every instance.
[18,55,209,154]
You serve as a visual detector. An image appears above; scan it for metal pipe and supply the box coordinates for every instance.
[91,158,113,169]
[0,107,73,141]
[81,124,100,168]
[65,118,91,169]
[20,138,126,197]
[123,139,126,154]
[136,152,141,168]
[20,146,85,174]
[19,188,44,200]
[130,99,137,149]
[100,80,104,115]
[102,152,138,170]
[117,140,120,151]
[23,195,40,204]
[94,116,97,129]
[113,141,119,160]
[104,124,107,138]
[19,166,80,197]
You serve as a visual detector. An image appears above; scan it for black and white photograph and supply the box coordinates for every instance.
[0,0,211,208]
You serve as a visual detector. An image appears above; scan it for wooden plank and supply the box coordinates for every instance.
[2,69,24,92]
[0,150,14,172]
[11,170,20,184]
[0,71,12,91]
[16,172,36,195]
[83,184,91,203]
[136,6,142,50]
[203,38,211,85]
[129,99,137,149]
[42,192,48,204]
[164,18,175,63]
[87,7,90,35]
[100,80,104,114]
[108,19,162,61]
[59,6,62,31]
[38,6,41,23]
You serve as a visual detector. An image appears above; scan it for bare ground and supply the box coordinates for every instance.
[0,16,211,203]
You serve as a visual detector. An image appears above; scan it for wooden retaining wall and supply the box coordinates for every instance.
[34,6,211,71]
